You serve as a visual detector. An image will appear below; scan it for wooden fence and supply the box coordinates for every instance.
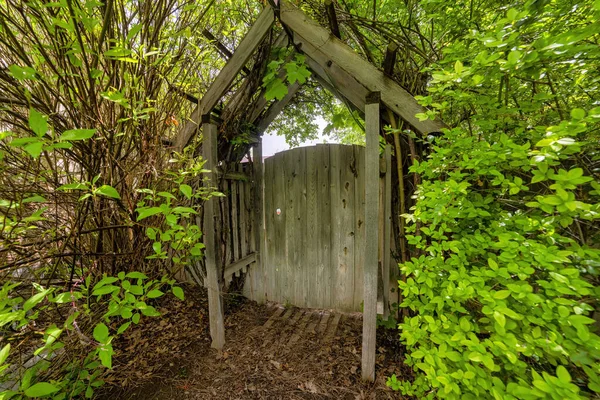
[244,143,394,312]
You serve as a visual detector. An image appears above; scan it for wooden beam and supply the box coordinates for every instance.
[203,123,226,351]
[279,1,446,135]
[362,92,380,382]
[176,6,275,149]
[224,252,257,278]
[255,81,302,133]
[325,0,341,39]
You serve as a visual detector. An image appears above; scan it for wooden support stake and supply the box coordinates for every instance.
[383,145,392,319]
[325,0,341,39]
[383,42,399,77]
[362,92,380,382]
[203,123,226,350]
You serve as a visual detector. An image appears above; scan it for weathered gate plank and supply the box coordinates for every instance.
[329,145,342,310]
[353,144,366,311]
[316,144,331,308]
[305,146,319,308]
[337,145,356,311]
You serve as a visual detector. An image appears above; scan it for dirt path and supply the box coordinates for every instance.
[99,289,407,399]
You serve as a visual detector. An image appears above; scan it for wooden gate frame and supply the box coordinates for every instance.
[175,1,446,382]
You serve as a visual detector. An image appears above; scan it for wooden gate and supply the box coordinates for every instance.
[244,143,393,312]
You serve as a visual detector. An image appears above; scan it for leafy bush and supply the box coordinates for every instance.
[0,274,184,399]
[387,1,600,398]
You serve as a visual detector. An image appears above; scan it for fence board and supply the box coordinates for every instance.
[353,145,366,311]
[316,144,331,308]
[305,147,319,308]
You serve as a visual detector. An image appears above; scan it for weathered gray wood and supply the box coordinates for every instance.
[294,148,307,307]
[324,313,342,344]
[264,306,285,328]
[284,150,298,305]
[231,174,240,263]
[273,152,287,303]
[203,123,225,350]
[305,146,319,308]
[383,145,392,319]
[362,95,380,381]
[329,145,342,309]
[316,144,331,308]
[338,145,356,311]
[317,311,331,334]
[224,252,256,279]
[279,1,446,135]
[353,145,366,311]
[243,163,253,273]
[252,141,265,302]
[223,179,232,266]
[176,6,275,149]
[288,311,312,347]
[264,157,276,302]
[239,164,248,261]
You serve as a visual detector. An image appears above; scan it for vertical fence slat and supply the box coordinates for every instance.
[263,157,275,301]
[329,145,342,310]
[239,164,248,273]
[306,146,319,308]
[353,144,366,311]
[316,144,331,308]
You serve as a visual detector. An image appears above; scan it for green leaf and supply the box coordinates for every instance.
[29,108,48,137]
[172,286,184,301]
[493,290,510,299]
[126,272,148,279]
[136,207,163,221]
[454,60,463,74]
[0,343,10,365]
[146,289,164,299]
[58,129,96,141]
[93,323,109,343]
[493,311,506,327]
[96,185,121,199]
[179,184,193,199]
[23,290,49,312]
[92,285,119,296]
[507,50,522,64]
[24,141,44,158]
[570,108,586,120]
[556,365,571,384]
[265,78,288,101]
[98,345,113,369]
[24,382,60,397]
[117,322,131,335]
[132,313,141,324]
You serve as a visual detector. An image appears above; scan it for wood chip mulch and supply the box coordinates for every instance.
[97,286,411,399]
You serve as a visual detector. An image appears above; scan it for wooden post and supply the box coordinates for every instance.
[203,122,226,350]
[254,140,265,302]
[362,92,380,381]
[383,145,392,319]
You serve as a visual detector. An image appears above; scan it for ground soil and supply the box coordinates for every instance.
[97,285,409,399]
